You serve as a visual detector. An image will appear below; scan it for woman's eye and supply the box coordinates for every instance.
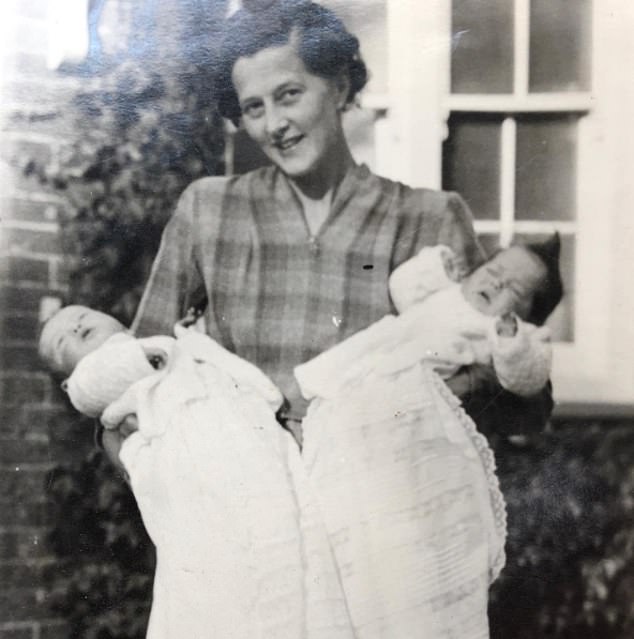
[279,88,301,104]
[242,102,264,118]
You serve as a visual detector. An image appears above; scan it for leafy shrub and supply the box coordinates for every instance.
[26,5,225,323]
[490,421,634,639]
[47,450,154,639]
[32,3,227,635]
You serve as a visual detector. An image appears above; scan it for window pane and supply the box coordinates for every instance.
[323,0,387,94]
[529,0,592,92]
[514,232,574,342]
[515,114,578,221]
[443,114,503,220]
[451,0,514,94]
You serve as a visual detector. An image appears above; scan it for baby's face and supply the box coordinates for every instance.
[461,246,546,318]
[40,305,125,375]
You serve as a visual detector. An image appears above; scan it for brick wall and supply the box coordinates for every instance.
[1,1,224,634]
[0,3,119,637]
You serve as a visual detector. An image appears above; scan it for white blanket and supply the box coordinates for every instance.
[102,330,354,639]
[300,362,506,639]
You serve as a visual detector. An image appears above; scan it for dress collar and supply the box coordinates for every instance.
[263,163,372,241]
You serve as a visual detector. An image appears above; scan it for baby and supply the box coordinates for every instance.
[294,234,562,639]
[38,307,355,639]
[296,233,563,400]
[38,306,177,418]
[38,305,281,419]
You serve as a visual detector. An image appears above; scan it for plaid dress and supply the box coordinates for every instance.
[132,163,483,428]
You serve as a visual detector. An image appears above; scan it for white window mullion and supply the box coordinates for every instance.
[514,0,530,96]
[511,221,577,235]
[473,220,501,235]
[499,117,516,247]
[474,220,578,236]
[446,93,593,113]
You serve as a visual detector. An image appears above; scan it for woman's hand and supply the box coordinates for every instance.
[444,368,472,399]
[177,305,204,329]
[99,415,139,475]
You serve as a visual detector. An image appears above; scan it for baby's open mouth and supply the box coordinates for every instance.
[479,291,490,303]
[275,135,303,151]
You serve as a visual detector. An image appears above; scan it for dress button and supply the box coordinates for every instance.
[308,236,320,256]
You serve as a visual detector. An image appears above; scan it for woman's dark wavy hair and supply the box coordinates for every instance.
[214,0,368,126]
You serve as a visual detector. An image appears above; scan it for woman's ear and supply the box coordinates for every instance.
[334,72,351,111]
[60,379,69,393]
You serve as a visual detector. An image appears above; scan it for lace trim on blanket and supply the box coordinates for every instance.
[430,370,508,583]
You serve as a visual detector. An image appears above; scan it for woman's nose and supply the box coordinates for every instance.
[266,110,289,140]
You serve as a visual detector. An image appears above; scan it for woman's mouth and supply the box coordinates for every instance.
[274,135,304,152]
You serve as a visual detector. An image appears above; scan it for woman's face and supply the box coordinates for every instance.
[232,39,349,181]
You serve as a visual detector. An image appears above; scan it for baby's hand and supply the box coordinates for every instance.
[496,312,519,337]
[441,248,468,282]
[178,306,203,328]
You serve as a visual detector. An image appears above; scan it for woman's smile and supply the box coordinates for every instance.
[273,133,305,152]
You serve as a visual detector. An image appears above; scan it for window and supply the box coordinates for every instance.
[227,0,634,406]
[442,0,592,343]
[379,0,633,406]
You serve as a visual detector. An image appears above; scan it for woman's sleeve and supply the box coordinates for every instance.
[435,192,487,271]
[461,365,554,437]
[132,183,204,338]
[391,190,486,273]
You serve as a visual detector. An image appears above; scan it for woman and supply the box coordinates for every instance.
[104,0,551,635]
[119,0,553,440]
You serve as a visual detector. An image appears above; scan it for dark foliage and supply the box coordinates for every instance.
[489,421,634,639]
[31,2,228,636]
[25,1,226,324]
[46,451,155,639]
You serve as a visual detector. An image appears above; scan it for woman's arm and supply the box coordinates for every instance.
[391,190,486,275]
[99,421,136,478]
[453,365,554,438]
[131,182,205,338]
[99,182,205,468]
[436,192,487,271]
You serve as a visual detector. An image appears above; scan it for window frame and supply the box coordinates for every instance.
[377,0,634,406]
[226,0,633,407]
